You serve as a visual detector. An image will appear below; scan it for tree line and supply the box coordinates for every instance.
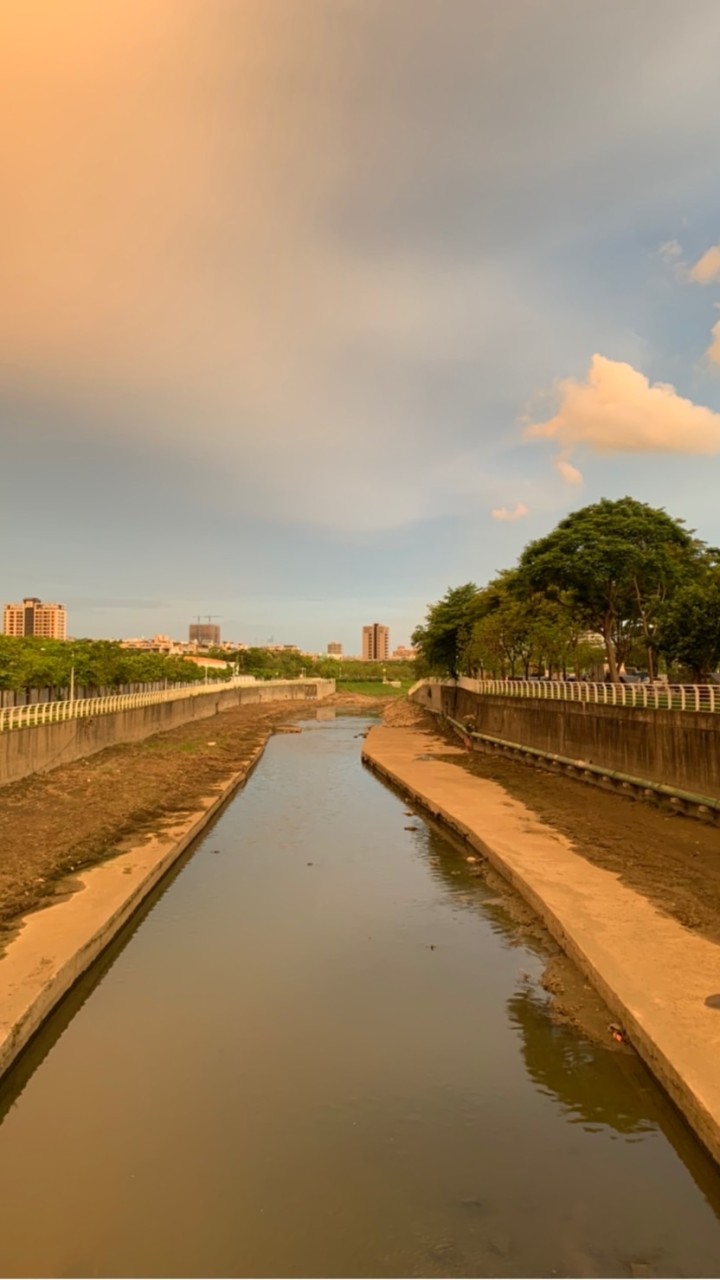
[221,647,416,685]
[0,637,417,695]
[412,497,720,683]
[0,638,210,694]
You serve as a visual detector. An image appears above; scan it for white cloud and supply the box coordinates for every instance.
[526,355,720,464]
[554,454,583,485]
[491,503,529,522]
[689,244,720,284]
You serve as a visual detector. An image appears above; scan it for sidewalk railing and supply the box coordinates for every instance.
[0,675,270,733]
[455,676,719,713]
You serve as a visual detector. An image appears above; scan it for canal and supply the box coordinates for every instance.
[0,713,719,1277]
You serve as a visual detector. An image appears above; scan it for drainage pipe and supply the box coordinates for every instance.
[443,714,720,817]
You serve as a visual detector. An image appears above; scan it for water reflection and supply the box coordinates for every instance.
[508,986,655,1135]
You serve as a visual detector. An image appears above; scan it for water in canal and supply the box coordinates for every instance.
[0,714,719,1278]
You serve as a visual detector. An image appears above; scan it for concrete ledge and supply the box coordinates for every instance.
[0,739,268,1083]
[363,724,720,1166]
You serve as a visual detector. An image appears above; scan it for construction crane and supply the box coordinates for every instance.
[194,614,222,624]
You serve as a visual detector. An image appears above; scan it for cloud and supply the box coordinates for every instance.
[526,355,720,464]
[658,239,683,263]
[491,503,529,522]
[707,320,720,364]
[689,244,720,284]
[554,455,583,485]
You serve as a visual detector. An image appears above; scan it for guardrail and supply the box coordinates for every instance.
[455,676,719,713]
[0,675,270,733]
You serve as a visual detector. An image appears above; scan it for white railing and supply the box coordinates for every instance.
[0,674,271,733]
[455,676,719,713]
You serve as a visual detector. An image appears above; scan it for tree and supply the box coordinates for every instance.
[464,575,587,678]
[657,577,720,679]
[412,584,480,678]
[517,497,699,681]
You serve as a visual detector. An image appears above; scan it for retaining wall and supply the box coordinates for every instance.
[0,681,334,787]
[412,682,720,802]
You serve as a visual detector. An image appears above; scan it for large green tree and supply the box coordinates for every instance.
[517,497,699,681]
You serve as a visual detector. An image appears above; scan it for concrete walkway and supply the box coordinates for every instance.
[363,724,720,1165]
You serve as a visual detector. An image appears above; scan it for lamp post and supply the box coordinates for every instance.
[68,648,76,704]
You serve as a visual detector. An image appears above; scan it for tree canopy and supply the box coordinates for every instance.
[412,584,480,678]
[415,497,718,683]
[516,497,702,680]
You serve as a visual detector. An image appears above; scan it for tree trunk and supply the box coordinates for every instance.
[631,576,656,679]
[603,617,619,682]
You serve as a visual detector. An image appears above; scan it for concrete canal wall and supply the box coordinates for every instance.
[412,681,720,804]
[0,680,335,787]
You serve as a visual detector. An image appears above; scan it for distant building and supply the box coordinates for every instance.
[189,623,221,647]
[120,634,178,654]
[183,655,230,671]
[362,623,389,662]
[3,597,67,640]
[327,641,343,656]
[392,645,416,661]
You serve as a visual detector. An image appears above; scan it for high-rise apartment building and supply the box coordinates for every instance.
[189,623,221,647]
[327,641,343,656]
[362,623,389,661]
[3,598,68,640]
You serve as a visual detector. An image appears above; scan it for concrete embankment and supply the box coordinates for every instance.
[362,723,720,1165]
[413,680,720,805]
[0,739,271,1083]
[0,680,334,787]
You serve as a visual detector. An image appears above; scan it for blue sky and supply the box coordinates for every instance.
[2,0,720,652]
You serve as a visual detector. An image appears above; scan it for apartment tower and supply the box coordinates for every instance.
[3,598,68,640]
[189,623,221,647]
[362,623,389,661]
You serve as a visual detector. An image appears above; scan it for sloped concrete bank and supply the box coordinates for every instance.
[362,723,720,1166]
[0,738,270,1083]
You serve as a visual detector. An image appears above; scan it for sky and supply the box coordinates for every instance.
[2,0,720,652]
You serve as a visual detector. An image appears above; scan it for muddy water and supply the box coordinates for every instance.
[0,715,720,1278]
